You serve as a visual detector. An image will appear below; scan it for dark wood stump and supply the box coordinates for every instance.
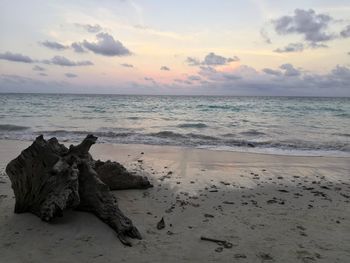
[5,134,153,246]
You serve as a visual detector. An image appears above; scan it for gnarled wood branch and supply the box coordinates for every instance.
[5,135,152,246]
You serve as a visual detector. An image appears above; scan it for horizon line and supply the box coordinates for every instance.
[0,92,349,98]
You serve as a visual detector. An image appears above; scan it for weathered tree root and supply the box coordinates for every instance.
[6,134,152,246]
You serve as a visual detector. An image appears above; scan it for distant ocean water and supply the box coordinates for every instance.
[0,93,349,156]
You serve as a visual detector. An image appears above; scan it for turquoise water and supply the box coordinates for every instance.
[0,94,349,156]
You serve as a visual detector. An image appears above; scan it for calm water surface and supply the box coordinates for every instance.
[0,94,349,156]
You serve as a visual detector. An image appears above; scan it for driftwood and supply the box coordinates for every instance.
[5,134,152,246]
[200,236,233,248]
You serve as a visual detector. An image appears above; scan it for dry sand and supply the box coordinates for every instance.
[0,139,350,263]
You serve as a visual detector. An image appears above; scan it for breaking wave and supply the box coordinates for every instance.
[0,124,30,131]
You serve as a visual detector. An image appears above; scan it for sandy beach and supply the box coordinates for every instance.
[0,139,349,263]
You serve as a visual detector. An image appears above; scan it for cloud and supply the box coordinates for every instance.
[260,29,271,44]
[188,75,201,81]
[71,42,86,53]
[302,65,350,90]
[331,65,350,81]
[340,25,350,38]
[222,73,241,80]
[186,52,239,67]
[144,77,157,85]
[186,57,201,66]
[121,63,133,68]
[0,51,93,67]
[65,73,78,78]
[38,73,48,77]
[263,64,301,77]
[41,40,68,50]
[160,66,170,71]
[0,51,34,63]
[263,64,350,89]
[262,68,283,77]
[203,52,239,65]
[308,42,328,49]
[2,63,350,96]
[274,42,304,53]
[174,78,192,85]
[198,65,243,82]
[32,65,46,71]
[42,56,93,66]
[0,74,70,93]
[272,9,334,44]
[82,32,131,56]
[183,63,350,95]
[0,50,93,68]
[198,66,217,77]
[280,63,301,77]
[75,23,102,33]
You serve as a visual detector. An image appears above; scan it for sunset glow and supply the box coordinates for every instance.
[1,0,349,95]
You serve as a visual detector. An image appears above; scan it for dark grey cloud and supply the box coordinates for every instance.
[65,73,78,78]
[272,9,334,44]
[280,63,301,77]
[203,52,239,65]
[71,42,86,53]
[75,23,102,33]
[0,51,34,63]
[42,56,93,67]
[340,25,350,38]
[186,52,239,67]
[82,32,131,56]
[274,42,304,53]
[41,40,68,50]
[121,63,133,68]
[32,65,46,71]
[38,73,48,77]
[198,65,244,82]
[0,51,92,67]
[160,66,170,71]
[262,68,282,76]
[263,64,301,77]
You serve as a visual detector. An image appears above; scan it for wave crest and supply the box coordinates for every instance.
[177,123,208,128]
[0,124,30,131]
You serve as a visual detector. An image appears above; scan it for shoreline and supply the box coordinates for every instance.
[1,139,349,262]
[1,138,349,159]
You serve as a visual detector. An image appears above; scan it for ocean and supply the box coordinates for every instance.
[0,93,349,156]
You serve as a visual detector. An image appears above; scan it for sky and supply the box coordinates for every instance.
[0,0,350,96]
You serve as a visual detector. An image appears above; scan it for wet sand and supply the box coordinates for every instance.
[0,140,349,262]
